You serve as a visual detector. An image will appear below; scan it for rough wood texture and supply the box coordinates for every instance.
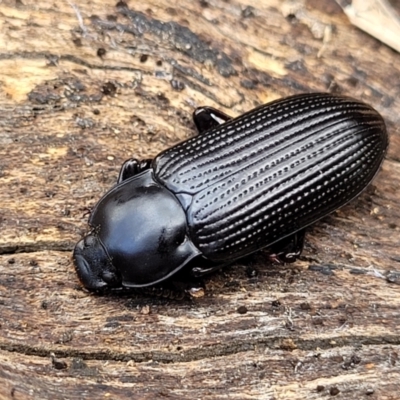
[0,0,399,399]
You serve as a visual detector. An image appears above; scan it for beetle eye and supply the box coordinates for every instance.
[175,230,187,246]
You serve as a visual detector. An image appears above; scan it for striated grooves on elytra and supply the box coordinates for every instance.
[153,93,386,261]
[194,130,360,223]
[193,125,383,258]
[190,122,384,259]
[155,96,379,194]
[191,125,382,241]
[155,94,329,177]
[201,118,377,212]
[194,121,383,223]
[203,154,381,258]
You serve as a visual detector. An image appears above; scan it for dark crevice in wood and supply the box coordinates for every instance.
[104,8,237,77]
[0,244,74,254]
[0,54,238,108]
[0,52,146,74]
[1,335,400,364]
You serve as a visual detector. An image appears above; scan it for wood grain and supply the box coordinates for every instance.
[0,0,399,398]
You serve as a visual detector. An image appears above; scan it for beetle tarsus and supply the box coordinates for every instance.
[190,257,228,278]
[117,158,153,183]
[193,106,232,134]
[267,230,306,264]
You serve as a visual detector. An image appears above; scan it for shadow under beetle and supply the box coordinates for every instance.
[73,93,388,294]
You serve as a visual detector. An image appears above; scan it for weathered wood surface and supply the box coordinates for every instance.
[0,0,399,399]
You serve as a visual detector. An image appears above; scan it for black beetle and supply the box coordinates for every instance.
[73,93,388,293]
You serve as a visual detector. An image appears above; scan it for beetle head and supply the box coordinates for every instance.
[73,234,121,291]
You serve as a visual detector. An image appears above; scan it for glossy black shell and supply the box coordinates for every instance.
[155,93,387,262]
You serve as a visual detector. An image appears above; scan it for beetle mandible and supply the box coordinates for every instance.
[73,93,388,293]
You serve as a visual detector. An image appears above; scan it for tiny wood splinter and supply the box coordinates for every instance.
[73,93,388,294]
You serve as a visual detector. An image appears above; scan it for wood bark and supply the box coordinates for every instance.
[0,0,399,398]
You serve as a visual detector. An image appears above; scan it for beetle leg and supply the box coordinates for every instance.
[267,230,306,263]
[165,266,206,297]
[170,279,205,298]
[190,257,228,278]
[191,229,305,277]
[117,158,153,183]
[193,106,232,134]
